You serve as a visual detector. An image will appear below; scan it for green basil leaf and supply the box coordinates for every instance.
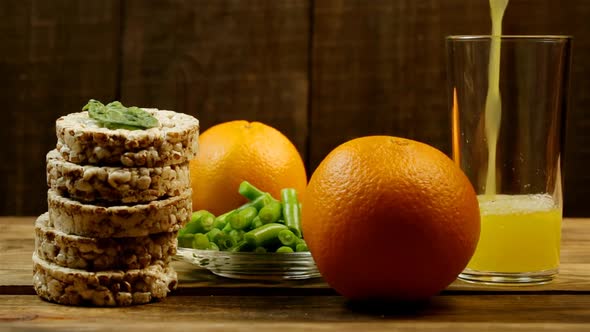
[83,99,159,130]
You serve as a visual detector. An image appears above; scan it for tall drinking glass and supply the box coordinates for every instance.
[446,36,572,284]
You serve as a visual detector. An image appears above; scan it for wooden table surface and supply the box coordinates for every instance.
[1,217,589,331]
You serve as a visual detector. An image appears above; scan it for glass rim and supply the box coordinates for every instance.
[447,35,572,41]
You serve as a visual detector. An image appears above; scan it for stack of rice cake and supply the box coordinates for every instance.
[34,108,199,306]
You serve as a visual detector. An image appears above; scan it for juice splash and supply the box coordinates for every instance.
[467,194,562,273]
[484,0,509,195]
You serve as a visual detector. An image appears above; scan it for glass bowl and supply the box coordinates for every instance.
[174,247,321,280]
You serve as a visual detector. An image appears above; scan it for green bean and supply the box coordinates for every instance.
[254,246,267,253]
[281,188,302,238]
[213,211,232,230]
[251,216,264,229]
[209,242,220,251]
[181,210,215,234]
[190,210,208,223]
[222,216,234,232]
[229,240,252,252]
[192,233,210,250]
[240,193,272,211]
[198,211,216,233]
[206,228,222,242]
[222,195,270,232]
[258,200,282,224]
[295,240,309,252]
[177,233,194,248]
[238,181,266,201]
[229,229,245,242]
[278,229,298,248]
[214,232,237,251]
[244,223,287,248]
[276,246,294,253]
[179,217,201,235]
[230,206,257,230]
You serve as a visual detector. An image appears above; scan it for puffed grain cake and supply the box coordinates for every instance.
[47,189,191,238]
[46,149,190,204]
[33,254,177,306]
[55,109,199,167]
[34,213,177,271]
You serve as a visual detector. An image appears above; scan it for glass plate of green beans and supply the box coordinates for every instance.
[174,182,320,280]
[174,248,320,280]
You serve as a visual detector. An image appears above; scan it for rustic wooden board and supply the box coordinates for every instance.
[309,0,487,170]
[120,0,311,158]
[1,294,590,331]
[0,0,121,216]
[2,217,590,294]
[1,0,590,217]
[499,0,590,219]
[309,0,590,217]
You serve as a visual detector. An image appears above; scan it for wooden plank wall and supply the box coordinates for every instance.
[1,0,589,216]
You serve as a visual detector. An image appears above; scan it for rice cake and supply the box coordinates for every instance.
[55,109,199,167]
[46,149,190,203]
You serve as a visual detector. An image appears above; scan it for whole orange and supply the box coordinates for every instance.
[302,136,480,301]
[190,121,307,216]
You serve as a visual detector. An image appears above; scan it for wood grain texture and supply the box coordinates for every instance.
[498,0,590,219]
[1,0,590,217]
[120,0,310,157]
[0,0,121,216]
[310,0,467,166]
[309,0,590,217]
[2,217,590,294]
[2,217,590,331]
[0,294,590,331]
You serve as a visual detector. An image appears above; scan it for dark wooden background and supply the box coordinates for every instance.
[1,0,589,216]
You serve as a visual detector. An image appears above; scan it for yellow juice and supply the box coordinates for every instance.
[467,194,562,273]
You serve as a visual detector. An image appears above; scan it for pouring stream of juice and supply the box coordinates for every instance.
[484,0,508,196]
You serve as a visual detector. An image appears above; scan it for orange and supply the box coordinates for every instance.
[190,121,307,216]
[301,136,480,301]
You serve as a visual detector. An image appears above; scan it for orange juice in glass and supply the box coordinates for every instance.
[469,194,561,274]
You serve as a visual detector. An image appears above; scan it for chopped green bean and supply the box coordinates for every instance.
[222,216,234,232]
[244,223,287,248]
[254,246,267,253]
[295,240,309,252]
[221,195,271,232]
[230,206,257,230]
[206,228,222,242]
[281,188,302,238]
[177,233,194,248]
[278,229,298,248]
[191,210,208,223]
[198,211,216,233]
[258,200,282,224]
[238,181,266,201]
[229,229,245,242]
[213,211,232,229]
[236,193,270,212]
[208,242,220,251]
[192,233,210,250]
[214,232,237,251]
[229,240,251,252]
[251,216,264,229]
[181,210,215,234]
[276,246,294,253]
[179,218,201,235]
